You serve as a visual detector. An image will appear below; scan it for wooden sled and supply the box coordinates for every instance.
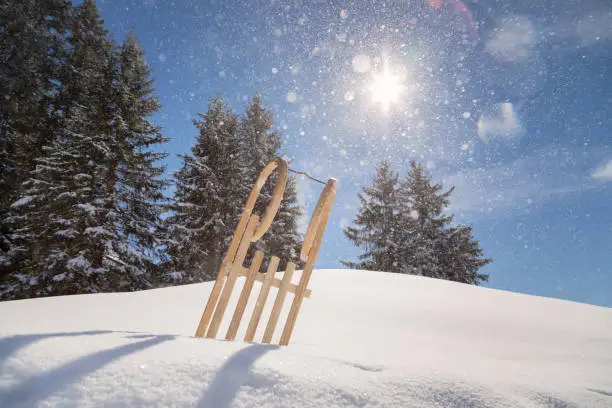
[194,158,337,346]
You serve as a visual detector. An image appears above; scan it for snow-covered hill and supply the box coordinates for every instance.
[1,270,611,407]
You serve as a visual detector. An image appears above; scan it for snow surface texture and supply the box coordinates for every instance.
[0,270,611,407]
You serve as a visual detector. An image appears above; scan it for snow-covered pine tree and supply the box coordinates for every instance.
[342,160,402,272]
[0,0,71,277]
[436,225,490,285]
[1,0,169,299]
[0,0,159,299]
[395,161,454,278]
[238,95,302,264]
[396,161,491,284]
[163,98,242,283]
[2,105,119,299]
[343,160,491,285]
[55,0,115,122]
[111,32,169,285]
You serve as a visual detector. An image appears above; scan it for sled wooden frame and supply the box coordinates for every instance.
[195,158,337,346]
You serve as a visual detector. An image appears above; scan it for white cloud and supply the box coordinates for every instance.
[477,102,524,142]
[592,160,612,180]
[486,15,537,63]
[443,148,601,216]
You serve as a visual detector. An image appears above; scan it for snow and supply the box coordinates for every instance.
[84,227,109,237]
[52,273,66,282]
[54,229,78,238]
[75,203,97,214]
[0,269,610,407]
[10,196,35,208]
[66,256,90,271]
[56,192,77,200]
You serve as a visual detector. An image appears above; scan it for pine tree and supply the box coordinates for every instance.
[0,0,169,299]
[342,161,402,272]
[111,32,169,283]
[238,95,302,264]
[343,160,491,285]
[2,106,119,299]
[395,161,491,284]
[0,0,71,276]
[162,95,302,284]
[436,225,490,284]
[2,0,115,295]
[163,98,242,283]
[395,161,455,278]
[0,0,171,298]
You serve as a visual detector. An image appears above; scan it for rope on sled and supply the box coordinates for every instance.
[288,168,327,185]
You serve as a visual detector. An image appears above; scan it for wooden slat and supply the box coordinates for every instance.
[237,266,311,297]
[262,262,296,344]
[206,215,259,338]
[280,179,337,346]
[225,251,264,341]
[244,256,279,342]
[195,208,252,337]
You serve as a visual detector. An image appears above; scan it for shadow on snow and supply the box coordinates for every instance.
[0,331,174,407]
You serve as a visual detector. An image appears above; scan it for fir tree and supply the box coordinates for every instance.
[342,161,402,272]
[435,225,490,284]
[56,0,114,120]
[163,96,303,283]
[1,0,170,298]
[395,161,491,284]
[2,106,120,298]
[111,32,169,282]
[395,161,456,278]
[1,0,115,295]
[343,160,491,285]
[0,0,71,275]
[163,98,242,283]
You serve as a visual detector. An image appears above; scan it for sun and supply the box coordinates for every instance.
[369,64,404,113]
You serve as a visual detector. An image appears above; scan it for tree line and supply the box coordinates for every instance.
[0,0,490,300]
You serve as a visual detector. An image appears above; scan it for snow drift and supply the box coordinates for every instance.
[0,269,611,407]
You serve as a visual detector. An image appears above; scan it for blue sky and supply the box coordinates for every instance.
[96,0,611,307]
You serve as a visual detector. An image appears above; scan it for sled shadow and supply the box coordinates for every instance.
[197,343,279,408]
[0,332,174,407]
[0,330,114,366]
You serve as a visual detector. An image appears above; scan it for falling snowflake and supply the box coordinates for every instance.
[286,91,297,103]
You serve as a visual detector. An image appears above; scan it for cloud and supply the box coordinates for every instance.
[482,15,548,99]
[592,160,612,180]
[529,9,612,54]
[485,15,537,63]
[477,102,524,142]
[485,11,612,62]
[442,148,602,216]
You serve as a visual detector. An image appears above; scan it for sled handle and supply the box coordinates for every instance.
[243,158,288,242]
[300,178,337,262]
